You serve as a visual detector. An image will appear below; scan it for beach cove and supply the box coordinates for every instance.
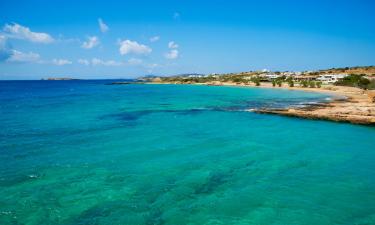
[150,81,375,125]
[1,80,375,225]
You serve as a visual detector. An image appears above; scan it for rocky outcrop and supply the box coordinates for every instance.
[367,91,375,103]
[254,98,375,125]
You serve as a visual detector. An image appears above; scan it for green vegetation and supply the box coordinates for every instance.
[367,80,375,90]
[152,67,375,90]
[276,79,282,87]
[251,76,261,86]
[231,77,248,84]
[286,77,294,87]
[335,74,372,90]
[301,80,309,88]
[319,66,375,76]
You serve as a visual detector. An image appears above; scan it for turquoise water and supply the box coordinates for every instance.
[1,81,375,225]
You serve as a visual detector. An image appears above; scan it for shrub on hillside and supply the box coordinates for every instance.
[276,79,282,87]
[335,74,371,89]
[366,80,375,90]
[301,80,309,88]
[286,77,294,87]
[251,76,261,86]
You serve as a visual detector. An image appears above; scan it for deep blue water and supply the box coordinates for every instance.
[1,80,375,225]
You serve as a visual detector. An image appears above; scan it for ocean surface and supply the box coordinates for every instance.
[1,80,375,225]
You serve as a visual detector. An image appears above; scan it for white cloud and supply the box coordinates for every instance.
[1,38,42,63]
[165,41,179,59]
[81,36,99,49]
[3,23,54,43]
[7,50,41,63]
[79,58,141,66]
[168,41,178,49]
[149,36,160,42]
[148,63,159,68]
[56,34,80,43]
[78,59,90,65]
[0,35,7,45]
[98,18,109,33]
[91,58,122,66]
[146,63,160,73]
[119,40,152,56]
[77,58,122,66]
[52,59,72,66]
[0,35,12,61]
[165,49,179,59]
[128,58,143,65]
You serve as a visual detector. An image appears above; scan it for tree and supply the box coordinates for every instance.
[335,74,371,90]
[276,79,282,87]
[309,81,316,88]
[316,81,322,88]
[286,76,294,87]
[301,80,309,88]
[358,77,370,90]
[272,80,276,87]
[367,80,375,90]
[232,77,243,83]
[251,76,261,86]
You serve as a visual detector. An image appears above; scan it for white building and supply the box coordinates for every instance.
[280,71,301,76]
[262,74,282,80]
[316,74,347,84]
[187,74,205,78]
[281,72,293,76]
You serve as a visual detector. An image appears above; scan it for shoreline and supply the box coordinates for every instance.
[247,82,375,125]
[150,81,375,125]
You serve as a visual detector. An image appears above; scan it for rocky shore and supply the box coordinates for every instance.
[150,80,375,125]
[248,84,375,125]
[254,97,375,125]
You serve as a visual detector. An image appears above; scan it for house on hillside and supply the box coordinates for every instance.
[261,74,282,80]
[316,74,347,84]
[293,75,317,82]
[186,74,205,78]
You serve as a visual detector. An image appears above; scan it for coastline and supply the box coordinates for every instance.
[149,81,375,125]
[252,83,375,125]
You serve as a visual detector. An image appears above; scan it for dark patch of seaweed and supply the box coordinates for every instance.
[69,200,165,225]
[194,170,232,195]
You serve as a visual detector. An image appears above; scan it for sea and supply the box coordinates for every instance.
[1,80,375,225]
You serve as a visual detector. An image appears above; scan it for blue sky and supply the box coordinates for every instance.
[1,0,375,79]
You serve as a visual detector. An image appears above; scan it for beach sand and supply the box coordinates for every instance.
[224,82,375,125]
[152,81,375,125]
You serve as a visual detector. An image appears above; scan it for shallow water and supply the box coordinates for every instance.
[1,81,375,225]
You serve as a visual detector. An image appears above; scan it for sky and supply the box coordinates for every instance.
[0,0,375,79]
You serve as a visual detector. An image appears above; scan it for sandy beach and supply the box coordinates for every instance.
[225,82,375,125]
[152,81,375,125]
